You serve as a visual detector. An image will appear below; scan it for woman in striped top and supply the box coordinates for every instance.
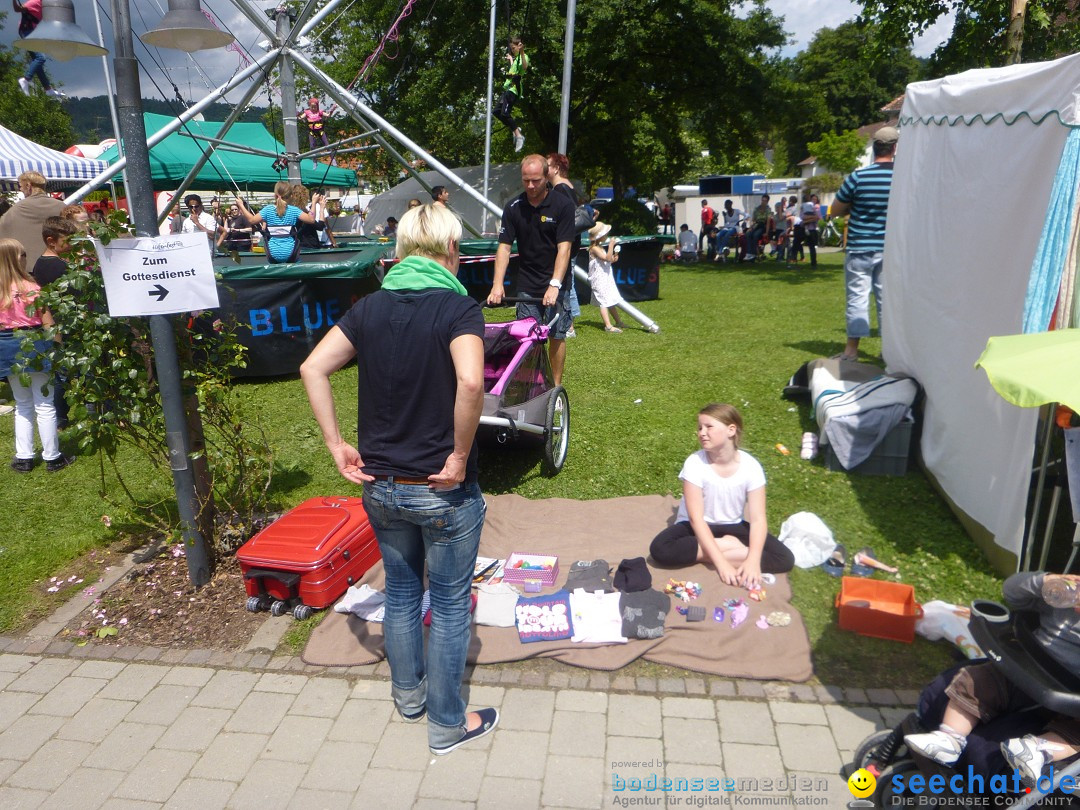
[235,181,318,264]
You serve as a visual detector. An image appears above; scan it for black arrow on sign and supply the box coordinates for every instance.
[148,284,169,302]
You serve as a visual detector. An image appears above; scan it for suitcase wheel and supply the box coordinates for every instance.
[245,596,271,613]
[270,600,289,617]
[293,604,314,621]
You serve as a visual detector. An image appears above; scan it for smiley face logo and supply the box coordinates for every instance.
[847,768,876,798]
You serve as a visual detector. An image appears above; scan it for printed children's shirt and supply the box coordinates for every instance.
[515,589,573,643]
[620,589,670,639]
[675,449,766,525]
[569,589,627,644]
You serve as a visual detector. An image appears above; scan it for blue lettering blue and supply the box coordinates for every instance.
[279,306,301,333]
[928,774,945,794]
[966,766,984,795]
[1061,774,1077,793]
[950,773,964,793]
[908,774,924,794]
[722,778,734,792]
[628,778,640,791]
[613,774,624,791]
[325,299,340,325]
[249,309,272,336]
[891,774,906,794]
[302,302,323,331]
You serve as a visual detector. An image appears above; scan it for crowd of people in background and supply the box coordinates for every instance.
[673,192,825,266]
[163,183,339,257]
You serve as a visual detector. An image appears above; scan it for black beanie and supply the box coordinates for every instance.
[614,557,651,593]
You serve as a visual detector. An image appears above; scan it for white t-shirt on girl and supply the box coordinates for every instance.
[675,449,766,525]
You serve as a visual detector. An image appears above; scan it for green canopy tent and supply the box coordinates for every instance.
[97,112,358,191]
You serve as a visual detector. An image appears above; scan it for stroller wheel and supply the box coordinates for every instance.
[851,728,908,776]
[542,386,569,476]
[873,760,921,808]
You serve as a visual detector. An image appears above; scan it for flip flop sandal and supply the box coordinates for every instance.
[821,543,846,577]
[850,546,876,577]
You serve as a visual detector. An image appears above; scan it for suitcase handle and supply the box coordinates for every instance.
[244,567,301,589]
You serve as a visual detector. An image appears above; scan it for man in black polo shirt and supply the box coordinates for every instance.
[301,203,497,756]
[487,153,576,385]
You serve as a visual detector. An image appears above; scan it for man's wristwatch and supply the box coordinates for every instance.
[548,278,562,289]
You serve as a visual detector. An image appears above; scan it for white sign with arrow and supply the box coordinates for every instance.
[95,232,220,317]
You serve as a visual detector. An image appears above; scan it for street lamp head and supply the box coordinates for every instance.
[12,0,108,61]
[141,0,235,53]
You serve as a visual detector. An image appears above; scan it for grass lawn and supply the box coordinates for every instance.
[2,248,1005,688]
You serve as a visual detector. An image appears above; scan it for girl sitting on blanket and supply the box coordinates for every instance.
[649,404,794,588]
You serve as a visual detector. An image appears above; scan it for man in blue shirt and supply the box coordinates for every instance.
[831,126,898,361]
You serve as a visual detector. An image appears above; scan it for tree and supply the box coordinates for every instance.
[859,0,1080,72]
[0,14,74,151]
[305,0,786,196]
[807,130,867,175]
[775,21,920,172]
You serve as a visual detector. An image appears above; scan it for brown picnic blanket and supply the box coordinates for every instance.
[301,493,813,681]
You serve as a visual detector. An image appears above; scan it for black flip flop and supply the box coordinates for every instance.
[821,543,846,577]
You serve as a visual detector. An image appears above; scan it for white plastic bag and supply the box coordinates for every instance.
[778,512,836,569]
[916,600,984,659]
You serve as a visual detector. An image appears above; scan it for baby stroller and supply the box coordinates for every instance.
[479,309,569,476]
[849,605,1080,808]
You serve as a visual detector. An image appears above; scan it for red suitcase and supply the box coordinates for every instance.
[237,496,381,620]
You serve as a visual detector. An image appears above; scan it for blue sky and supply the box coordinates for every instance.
[2,1,954,108]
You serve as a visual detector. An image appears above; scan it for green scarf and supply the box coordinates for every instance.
[380,254,467,295]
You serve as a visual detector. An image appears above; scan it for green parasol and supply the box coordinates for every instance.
[975,329,1080,414]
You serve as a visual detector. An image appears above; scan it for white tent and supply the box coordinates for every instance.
[0,125,110,191]
[884,52,1080,572]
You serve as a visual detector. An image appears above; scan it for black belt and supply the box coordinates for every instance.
[371,475,431,485]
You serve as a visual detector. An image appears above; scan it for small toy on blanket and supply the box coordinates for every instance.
[665,579,701,602]
[729,600,749,628]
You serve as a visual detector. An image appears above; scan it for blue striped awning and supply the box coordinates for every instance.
[0,125,110,190]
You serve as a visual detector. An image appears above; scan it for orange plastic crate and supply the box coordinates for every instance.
[835,576,922,643]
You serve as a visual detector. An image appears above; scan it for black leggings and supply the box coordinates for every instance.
[790,224,805,261]
[804,229,818,266]
[494,90,519,132]
[649,520,794,573]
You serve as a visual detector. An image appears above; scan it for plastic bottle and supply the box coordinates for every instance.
[1042,577,1080,609]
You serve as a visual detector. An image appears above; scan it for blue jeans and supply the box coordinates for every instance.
[844,251,883,338]
[749,224,766,256]
[24,51,50,89]
[516,288,572,340]
[715,227,737,251]
[567,274,581,319]
[362,480,486,748]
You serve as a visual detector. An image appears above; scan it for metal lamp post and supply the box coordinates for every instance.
[17,0,235,588]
